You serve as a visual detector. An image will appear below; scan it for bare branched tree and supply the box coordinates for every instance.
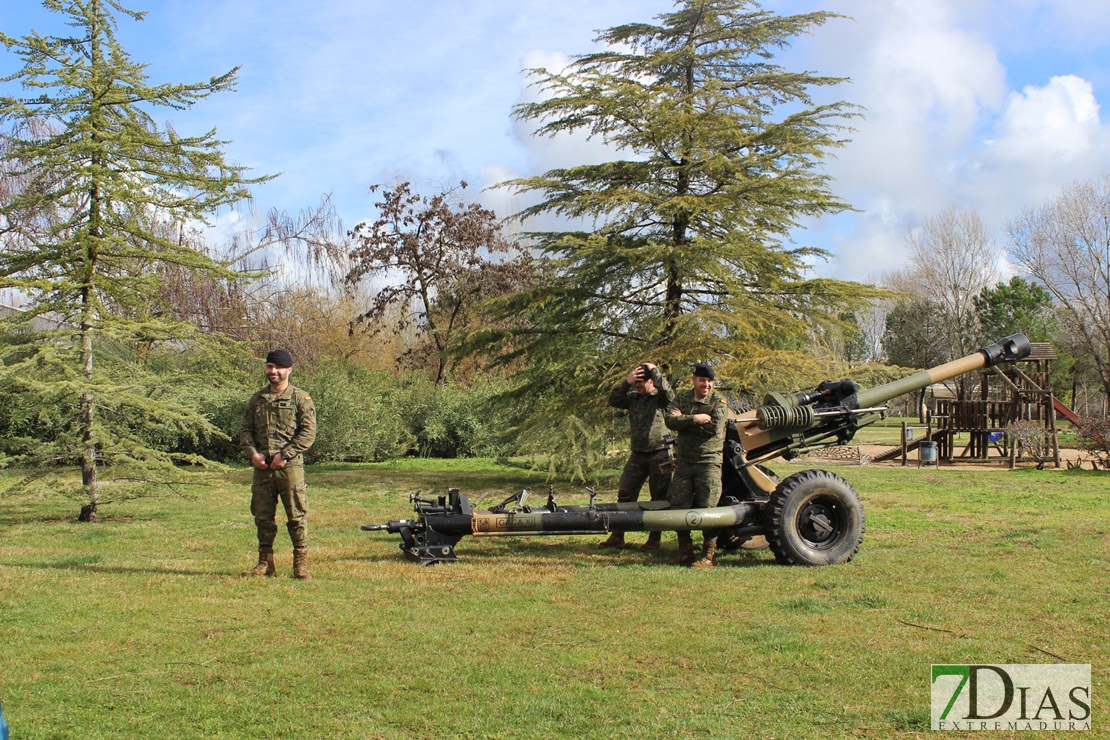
[855,297,894,363]
[880,208,1000,401]
[904,208,1001,361]
[1009,174,1110,407]
[225,194,348,288]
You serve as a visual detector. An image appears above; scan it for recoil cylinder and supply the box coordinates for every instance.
[756,403,814,431]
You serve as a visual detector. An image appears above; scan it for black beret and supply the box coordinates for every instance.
[693,362,715,380]
[265,349,293,368]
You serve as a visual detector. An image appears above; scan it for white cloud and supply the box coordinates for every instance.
[989,75,1100,162]
[795,0,1006,278]
[803,0,1110,281]
[962,74,1110,233]
[814,0,1006,183]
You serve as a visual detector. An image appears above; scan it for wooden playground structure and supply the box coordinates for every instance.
[876,343,1068,468]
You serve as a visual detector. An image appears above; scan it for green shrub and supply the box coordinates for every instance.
[399,374,517,458]
[298,359,412,463]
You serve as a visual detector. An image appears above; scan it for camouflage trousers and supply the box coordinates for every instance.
[667,461,723,547]
[616,449,673,504]
[250,465,308,550]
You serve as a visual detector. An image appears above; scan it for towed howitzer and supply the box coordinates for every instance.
[363,334,1032,567]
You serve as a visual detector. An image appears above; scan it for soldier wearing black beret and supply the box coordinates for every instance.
[239,350,317,579]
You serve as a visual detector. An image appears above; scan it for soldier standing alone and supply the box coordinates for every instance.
[665,363,728,567]
[599,362,676,551]
[239,349,317,579]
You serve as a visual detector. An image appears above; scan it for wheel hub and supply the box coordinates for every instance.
[798,499,840,547]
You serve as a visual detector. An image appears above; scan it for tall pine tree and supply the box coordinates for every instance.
[0,0,265,519]
[483,0,874,409]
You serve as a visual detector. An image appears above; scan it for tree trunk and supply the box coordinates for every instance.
[81,69,102,521]
[79,322,99,521]
[662,159,691,343]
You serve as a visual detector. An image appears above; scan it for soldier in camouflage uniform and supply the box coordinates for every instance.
[664,363,728,567]
[600,362,676,551]
[239,350,317,579]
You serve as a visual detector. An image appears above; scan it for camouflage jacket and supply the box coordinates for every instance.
[607,368,676,453]
[664,389,728,464]
[240,384,317,466]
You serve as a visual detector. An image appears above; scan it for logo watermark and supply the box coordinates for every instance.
[931,664,1091,731]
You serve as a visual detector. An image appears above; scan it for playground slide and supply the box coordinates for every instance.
[871,437,921,462]
[1052,396,1082,425]
[1054,396,1106,445]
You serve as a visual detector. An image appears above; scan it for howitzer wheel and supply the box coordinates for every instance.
[766,469,864,566]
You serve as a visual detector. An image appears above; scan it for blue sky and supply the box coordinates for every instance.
[3,0,1109,283]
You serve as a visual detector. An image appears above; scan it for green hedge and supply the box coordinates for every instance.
[274,360,519,463]
[0,341,523,465]
[295,360,412,463]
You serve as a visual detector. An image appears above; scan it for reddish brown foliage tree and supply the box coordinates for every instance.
[346,181,531,383]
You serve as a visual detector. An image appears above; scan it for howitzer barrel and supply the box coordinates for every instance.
[855,334,1031,409]
[468,503,757,536]
[735,333,1033,464]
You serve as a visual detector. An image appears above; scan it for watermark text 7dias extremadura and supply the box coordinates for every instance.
[931,664,1091,731]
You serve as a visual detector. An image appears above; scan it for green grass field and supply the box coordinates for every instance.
[1,459,1106,738]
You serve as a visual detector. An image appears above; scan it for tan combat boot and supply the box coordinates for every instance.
[640,531,662,552]
[293,547,311,580]
[241,548,275,577]
[669,533,697,566]
[597,531,625,549]
[691,542,717,569]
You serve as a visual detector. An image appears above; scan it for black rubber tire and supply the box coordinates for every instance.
[766,469,865,566]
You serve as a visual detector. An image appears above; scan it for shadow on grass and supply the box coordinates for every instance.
[3,559,232,578]
[0,503,185,528]
[350,535,777,570]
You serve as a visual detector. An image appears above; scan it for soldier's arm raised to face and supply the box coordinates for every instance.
[651,366,676,408]
[607,379,633,409]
